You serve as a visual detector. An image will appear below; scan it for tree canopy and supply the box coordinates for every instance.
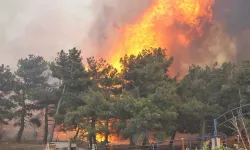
[1,47,250,146]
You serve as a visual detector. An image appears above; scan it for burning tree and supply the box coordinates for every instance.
[62,48,180,146]
[64,56,121,148]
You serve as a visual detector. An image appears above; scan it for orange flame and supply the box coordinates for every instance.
[107,0,214,71]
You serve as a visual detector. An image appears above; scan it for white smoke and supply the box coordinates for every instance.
[0,0,93,69]
[195,23,237,67]
[0,0,153,69]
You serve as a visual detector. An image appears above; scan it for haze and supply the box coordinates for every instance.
[1,0,250,71]
[0,0,93,69]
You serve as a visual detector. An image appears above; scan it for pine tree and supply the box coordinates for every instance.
[13,55,48,143]
[49,48,89,142]
[0,64,15,125]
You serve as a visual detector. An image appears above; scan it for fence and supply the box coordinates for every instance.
[0,134,228,150]
[0,148,45,150]
[102,134,227,150]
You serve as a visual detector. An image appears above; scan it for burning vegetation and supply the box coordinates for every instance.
[1,0,250,149]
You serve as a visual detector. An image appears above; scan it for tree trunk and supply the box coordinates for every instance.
[142,129,149,145]
[200,118,206,136]
[74,127,80,140]
[129,135,135,146]
[199,118,206,147]
[49,84,66,142]
[89,134,93,149]
[43,106,49,144]
[91,118,97,144]
[169,130,176,148]
[104,118,109,143]
[0,125,3,140]
[16,109,25,143]
[16,95,26,143]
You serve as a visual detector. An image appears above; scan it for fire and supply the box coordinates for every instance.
[44,0,215,143]
[96,134,129,144]
[107,0,214,71]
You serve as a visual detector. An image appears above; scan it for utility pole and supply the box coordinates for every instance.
[213,119,217,147]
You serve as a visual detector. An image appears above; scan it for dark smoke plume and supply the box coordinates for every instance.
[212,0,250,61]
[87,0,250,75]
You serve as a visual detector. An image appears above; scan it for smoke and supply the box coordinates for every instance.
[85,0,250,75]
[177,0,250,73]
[0,0,155,69]
[86,0,153,58]
[191,23,236,66]
[0,0,93,138]
[89,0,250,74]
[0,0,154,138]
[1,0,250,71]
[170,0,250,74]
[212,0,250,62]
[0,0,93,69]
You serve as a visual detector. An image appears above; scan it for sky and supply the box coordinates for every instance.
[0,0,93,69]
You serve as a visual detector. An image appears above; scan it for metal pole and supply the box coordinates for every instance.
[182,138,185,150]
[189,138,192,149]
[214,119,217,147]
[225,135,227,147]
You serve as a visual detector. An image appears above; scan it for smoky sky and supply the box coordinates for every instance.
[212,0,250,61]
[166,0,250,74]
[0,0,153,69]
[0,0,93,69]
[87,0,250,75]
[0,0,250,71]
[213,0,250,34]
[86,0,153,58]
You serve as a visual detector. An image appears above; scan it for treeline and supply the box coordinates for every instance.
[0,47,250,146]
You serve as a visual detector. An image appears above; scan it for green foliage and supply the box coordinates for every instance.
[50,48,89,91]
[11,55,48,142]
[120,47,174,98]
[231,61,250,104]
[13,54,48,113]
[50,48,89,121]
[177,64,229,135]
[4,46,250,146]
[79,88,112,118]
[0,64,15,124]
[112,48,178,144]
[15,55,48,94]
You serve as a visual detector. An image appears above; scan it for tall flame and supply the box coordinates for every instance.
[107,0,214,71]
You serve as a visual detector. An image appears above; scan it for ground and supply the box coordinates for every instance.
[0,141,45,150]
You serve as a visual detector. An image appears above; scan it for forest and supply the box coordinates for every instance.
[0,47,249,147]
